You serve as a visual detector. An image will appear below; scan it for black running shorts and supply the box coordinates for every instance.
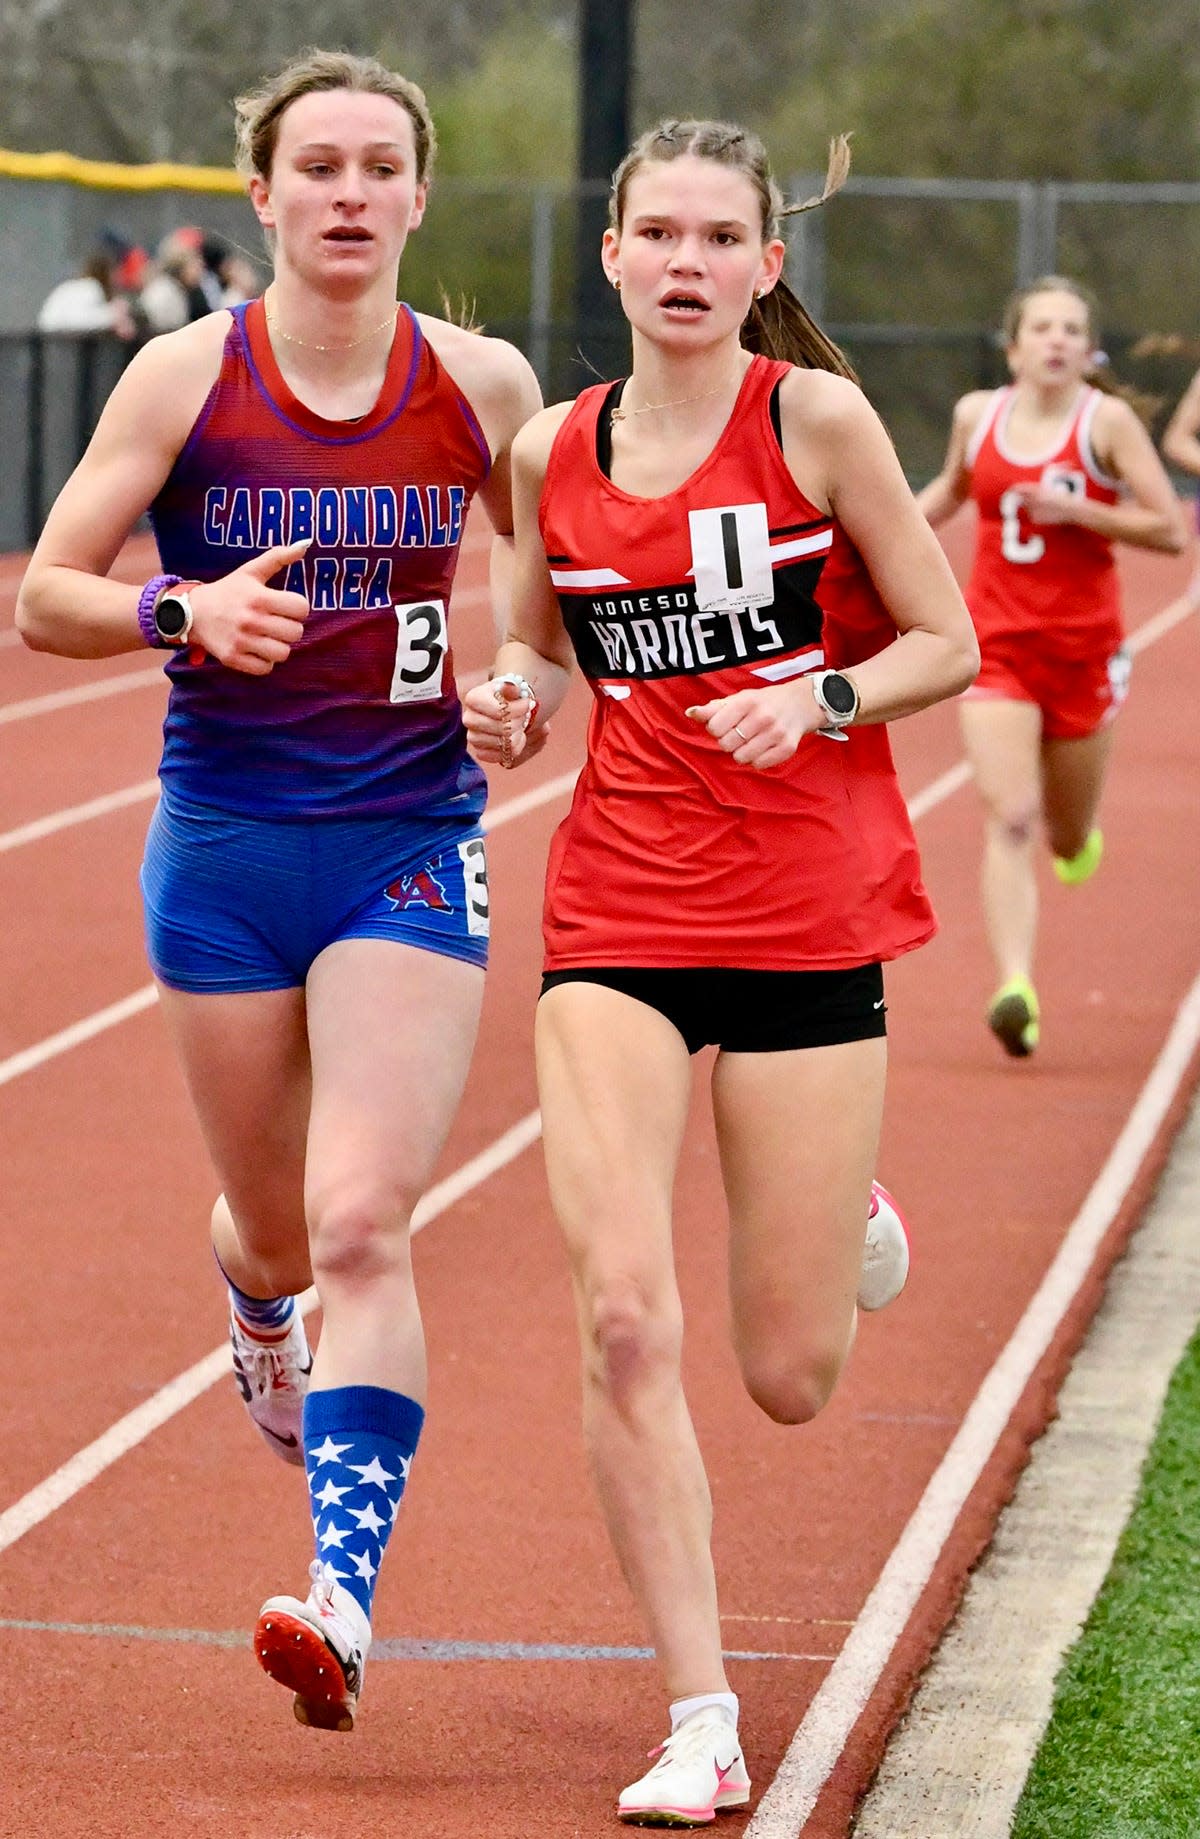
[539,963,886,1056]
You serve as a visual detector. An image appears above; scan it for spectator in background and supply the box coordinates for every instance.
[37,229,146,339]
[138,227,213,332]
[200,233,262,308]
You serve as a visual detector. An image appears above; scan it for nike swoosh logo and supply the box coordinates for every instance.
[873,998,885,1009]
[262,1426,299,1450]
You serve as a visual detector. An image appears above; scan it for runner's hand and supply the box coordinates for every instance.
[186,539,311,673]
[686,679,823,769]
[1008,480,1078,526]
[462,678,546,768]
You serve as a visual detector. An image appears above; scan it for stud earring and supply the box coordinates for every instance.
[612,276,621,290]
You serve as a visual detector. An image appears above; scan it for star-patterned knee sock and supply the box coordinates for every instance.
[303,1386,425,1624]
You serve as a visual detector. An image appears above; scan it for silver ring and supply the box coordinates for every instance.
[733,724,748,741]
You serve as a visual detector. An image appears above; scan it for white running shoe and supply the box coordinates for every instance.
[229,1303,312,1466]
[255,1560,371,1732]
[617,1710,751,1826]
[857,1180,910,1312]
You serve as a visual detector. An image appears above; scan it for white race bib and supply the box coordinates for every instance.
[389,599,448,704]
[688,503,774,613]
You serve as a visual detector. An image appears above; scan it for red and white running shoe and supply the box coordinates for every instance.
[255,1560,371,1732]
[229,1303,312,1466]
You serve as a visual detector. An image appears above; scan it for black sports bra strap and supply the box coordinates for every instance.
[768,379,784,451]
[595,379,627,478]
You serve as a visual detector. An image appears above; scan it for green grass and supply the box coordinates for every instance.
[1011,1325,1200,1839]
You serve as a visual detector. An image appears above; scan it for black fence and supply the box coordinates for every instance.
[3,330,136,551]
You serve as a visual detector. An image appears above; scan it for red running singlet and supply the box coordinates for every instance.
[538,356,935,972]
[964,385,1123,656]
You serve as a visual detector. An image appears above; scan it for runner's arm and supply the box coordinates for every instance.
[16,322,224,656]
[1162,367,1200,477]
[914,392,987,526]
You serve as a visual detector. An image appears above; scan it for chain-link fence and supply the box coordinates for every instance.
[6,173,1200,550]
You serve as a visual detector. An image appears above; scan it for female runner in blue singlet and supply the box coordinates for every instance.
[17,49,542,1734]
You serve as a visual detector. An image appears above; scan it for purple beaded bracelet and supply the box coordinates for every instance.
[136,573,182,649]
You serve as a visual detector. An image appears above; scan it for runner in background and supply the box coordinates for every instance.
[463,118,978,1826]
[1160,360,1200,613]
[16,48,540,1735]
[918,278,1184,1057]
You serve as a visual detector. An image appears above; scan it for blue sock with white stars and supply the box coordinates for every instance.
[303,1386,425,1624]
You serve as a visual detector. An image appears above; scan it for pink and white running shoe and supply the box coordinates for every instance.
[617,1710,751,1826]
[858,1180,911,1312]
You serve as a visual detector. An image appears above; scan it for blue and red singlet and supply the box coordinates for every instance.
[538,355,934,972]
[149,298,490,818]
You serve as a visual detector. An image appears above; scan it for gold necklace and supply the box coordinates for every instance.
[610,375,741,422]
[265,294,397,352]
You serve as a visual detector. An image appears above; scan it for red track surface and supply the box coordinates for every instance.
[2,514,1198,1838]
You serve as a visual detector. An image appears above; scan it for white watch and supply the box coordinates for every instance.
[153,585,195,647]
[810,669,860,729]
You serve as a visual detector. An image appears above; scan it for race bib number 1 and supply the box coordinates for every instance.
[688,502,774,613]
[390,599,448,704]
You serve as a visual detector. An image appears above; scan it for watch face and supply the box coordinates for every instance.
[822,673,857,716]
[155,595,188,639]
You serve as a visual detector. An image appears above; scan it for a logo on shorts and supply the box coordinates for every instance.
[385,866,453,913]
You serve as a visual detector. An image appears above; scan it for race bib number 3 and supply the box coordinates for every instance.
[458,836,490,938]
[688,502,774,613]
[390,599,448,704]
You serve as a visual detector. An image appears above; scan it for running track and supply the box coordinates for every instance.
[1,516,1198,1838]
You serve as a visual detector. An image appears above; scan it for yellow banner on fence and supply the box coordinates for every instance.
[0,148,244,194]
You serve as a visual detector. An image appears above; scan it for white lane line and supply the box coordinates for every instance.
[0,987,159,1090]
[0,770,582,1091]
[905,760,971,822]
[482,767,579,830]
[0,1108,543,1556]
[745,970,1200,1838]
[0,781,160,853]
[1125,592,1197,654]
[0,666,167,724]
[851,1095,1200,1836]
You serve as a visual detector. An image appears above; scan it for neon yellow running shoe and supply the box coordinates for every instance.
[1053,827,1103,885]
[987,977,1040,1059]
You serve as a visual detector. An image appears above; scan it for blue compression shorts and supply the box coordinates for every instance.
[140,788,490,994]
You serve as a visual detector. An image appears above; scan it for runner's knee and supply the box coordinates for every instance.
[306,1180,416,1286]
[738,1337,847,1426]
[584,1278,683,1409]
[987,799,1040,847]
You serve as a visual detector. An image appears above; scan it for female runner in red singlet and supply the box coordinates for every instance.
[462,121,978,1826]
[919,279,1184,1057]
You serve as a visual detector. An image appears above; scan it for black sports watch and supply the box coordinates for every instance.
[810,669,860,729]
[153,585,195,647]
